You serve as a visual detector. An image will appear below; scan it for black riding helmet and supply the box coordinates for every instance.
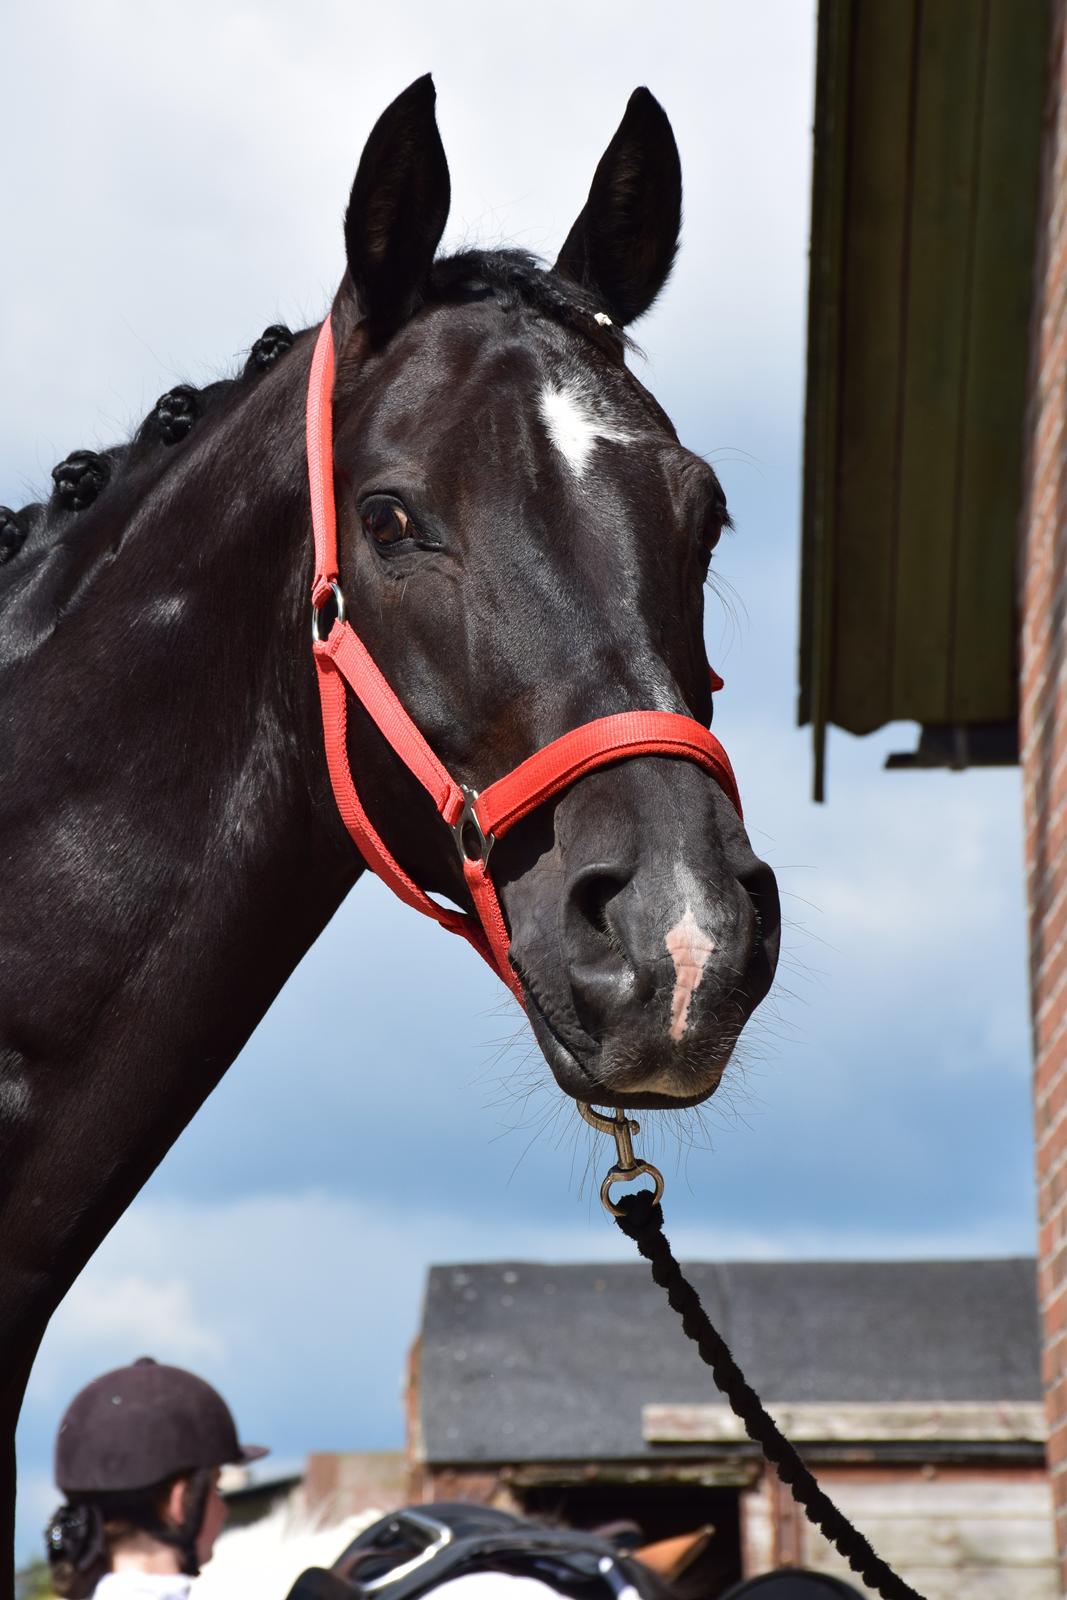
[55,1355,267,1494]
[47,1357,268,1591]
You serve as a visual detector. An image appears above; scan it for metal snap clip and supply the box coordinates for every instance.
[451,786,495,868]
[577,1102,665,1217]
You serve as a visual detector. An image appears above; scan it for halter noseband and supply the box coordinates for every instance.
[306,317,742,1003]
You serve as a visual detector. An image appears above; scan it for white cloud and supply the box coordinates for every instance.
[32,1275,223,1402]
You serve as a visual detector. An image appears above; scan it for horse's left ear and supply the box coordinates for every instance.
[554,88,682,327]
[342,74,451,341]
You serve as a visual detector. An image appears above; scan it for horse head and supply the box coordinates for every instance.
[321,77,780,1109]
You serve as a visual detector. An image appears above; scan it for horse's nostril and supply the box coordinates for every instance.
[569,865,631,948]
[738,858,781,967]
[565,862,652,1033]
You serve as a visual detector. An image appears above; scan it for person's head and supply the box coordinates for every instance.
[44,1357,267,1597]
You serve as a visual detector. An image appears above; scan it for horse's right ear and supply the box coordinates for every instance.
[342,75,451,342]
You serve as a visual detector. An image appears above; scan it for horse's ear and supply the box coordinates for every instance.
[342,75,451,341]
[554,88,681,327]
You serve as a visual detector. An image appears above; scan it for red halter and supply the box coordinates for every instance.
[306,318,742,1003]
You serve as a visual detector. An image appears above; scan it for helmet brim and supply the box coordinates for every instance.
[235,1443,270,1464]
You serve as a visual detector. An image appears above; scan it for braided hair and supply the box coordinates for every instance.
[45,1469,215,1598]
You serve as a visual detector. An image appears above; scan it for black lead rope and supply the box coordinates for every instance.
[611,1190,925,1600]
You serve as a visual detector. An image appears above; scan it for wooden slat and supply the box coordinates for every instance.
[799,2,1049,778]
[827,0,919,736]
[800,1472,1058,1593]
[810,1514,1056,1568]
[816,1574,1057,1600]
[801,0,856,796]
[795,1474,1054,1515]
[950,0,1051,721]
[503,1459,760,1490]
[642,1401,1048,1446]
[892,0,990,723]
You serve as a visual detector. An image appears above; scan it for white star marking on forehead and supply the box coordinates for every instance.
[538,382,633,478]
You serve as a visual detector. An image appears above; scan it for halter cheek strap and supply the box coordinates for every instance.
[306,317,742,1002]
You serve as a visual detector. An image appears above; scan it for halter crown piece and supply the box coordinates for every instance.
[306,317,742,1004]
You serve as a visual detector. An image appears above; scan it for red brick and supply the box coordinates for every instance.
[1024,5,1067,1571]
[1047,1422,1067,1472]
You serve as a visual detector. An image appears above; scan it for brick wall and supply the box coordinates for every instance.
[1023,4,1067,1583]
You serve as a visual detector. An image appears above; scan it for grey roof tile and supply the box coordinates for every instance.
[417,1259,1040,1463]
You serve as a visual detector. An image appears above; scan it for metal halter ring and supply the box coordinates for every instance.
[578,1102,665,1217]
[311,580,347,644]
[451,786,495,868]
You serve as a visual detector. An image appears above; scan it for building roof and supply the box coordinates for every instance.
[417,1258,1040,1465]
[799,1,1051,797]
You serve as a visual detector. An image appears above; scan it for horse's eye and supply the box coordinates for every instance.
[702,517,723,563]
[361,497,410,547]
[704,494,730,559]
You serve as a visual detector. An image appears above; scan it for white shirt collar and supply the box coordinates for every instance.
[94,1570,193,1600]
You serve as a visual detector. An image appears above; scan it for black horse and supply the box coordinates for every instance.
[0,79,780,1593]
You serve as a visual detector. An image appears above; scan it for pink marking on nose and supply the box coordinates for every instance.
[666,904,716,1042]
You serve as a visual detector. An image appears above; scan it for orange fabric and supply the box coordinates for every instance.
[476,711,742,838]
[317,621,462,818]
[316,653,461,926]
[307,319,339,606]
[306,317,743,998]
[463,860,526,1002]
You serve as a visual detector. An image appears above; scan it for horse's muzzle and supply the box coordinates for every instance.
[502,761,781,1108]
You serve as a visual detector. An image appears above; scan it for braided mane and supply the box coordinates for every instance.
[0,250,627,567]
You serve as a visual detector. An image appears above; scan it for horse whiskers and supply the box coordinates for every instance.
[504,1094,573,1188]
[485,1071,555,1130]
[704,567,748,651]
[473,1004,784,1202]
[702,445,765,473]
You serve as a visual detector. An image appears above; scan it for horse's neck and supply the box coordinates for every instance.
[0,348,363,1365]
[0,346,357,1075]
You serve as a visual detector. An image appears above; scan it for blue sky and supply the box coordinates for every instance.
[4,0,1036,1564]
